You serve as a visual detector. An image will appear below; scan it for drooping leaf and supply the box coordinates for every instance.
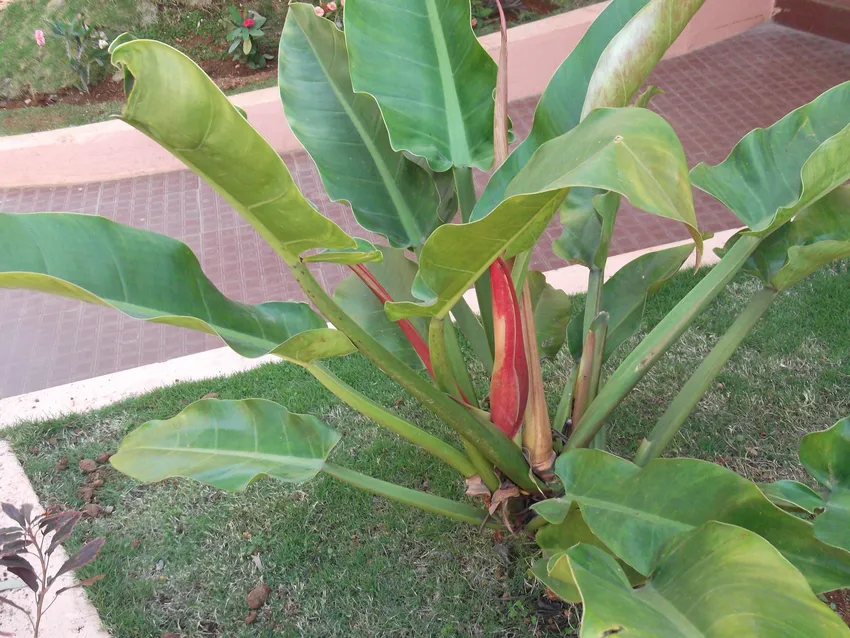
[799,417,850,552]
[0,213,354,362]
[46,511,82,556]
[567,243,694,361]
[302,238,383,265]
[0,556,37,593]
[569,522,850,637]
[51,538,105,582]
[0,504,24,527]
[111,399,342,491]
[720,186,850,292]
[110,39,355,263]
[526,271,572,360]
[279,6,448,247]
[334,247,426,370]
[551,190,618,268]
[474,0,703,218]
[691,81,850,233]
[387,107,699,321]
[761,480,825,515]
[345,0,499,171]
[553,448,850,593]
[532,503,643,603]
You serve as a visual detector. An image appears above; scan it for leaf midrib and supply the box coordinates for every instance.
[292,11,426,245]
[425,0,470,167]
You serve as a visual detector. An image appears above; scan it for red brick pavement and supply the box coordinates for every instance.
[1,23,848,398]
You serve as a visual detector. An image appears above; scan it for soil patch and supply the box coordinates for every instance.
[825,590,850,626]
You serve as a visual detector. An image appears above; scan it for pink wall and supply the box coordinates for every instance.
[0,0,776,188]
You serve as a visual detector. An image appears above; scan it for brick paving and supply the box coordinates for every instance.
[1,23,848,398]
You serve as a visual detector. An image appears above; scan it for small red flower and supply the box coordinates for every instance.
[243,17,255,27]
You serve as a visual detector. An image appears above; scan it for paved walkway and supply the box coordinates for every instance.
[1,23,848,399]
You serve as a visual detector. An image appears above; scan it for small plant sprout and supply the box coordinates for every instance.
[0,503,105,638]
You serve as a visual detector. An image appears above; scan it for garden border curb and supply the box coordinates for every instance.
[0,0,775,188]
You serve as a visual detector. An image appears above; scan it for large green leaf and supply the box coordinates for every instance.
[473,0,703,219]
[0,213,354,361]
[110,39,355,264]
[761,480,825,515]
[567,243,694,360]
[800,417,850,553]
[526,270,572,360]
[691,81,850,233]
[568,522,850,637]
[334,246,426,370]
[543,448,850,593]
[111,399,341,491]
[720,186,850,292]
[345,0,498,171]
[279,5,445,248]
[533,503,644,603]
[387,107,698,321]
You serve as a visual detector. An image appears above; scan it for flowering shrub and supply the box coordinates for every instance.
[49,14,109,92]
[225,7,273,70]
[312,1,342,27]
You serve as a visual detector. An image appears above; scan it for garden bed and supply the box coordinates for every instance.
[0,0,597,136]
[3,263,849,637]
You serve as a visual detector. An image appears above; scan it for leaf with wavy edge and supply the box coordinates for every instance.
[566,243,694,361]
[387,107,698,321]
[473,0,704,219]
[800,417,850,553]
[0,213,355,362]
[345,0,499,171]
[761,480,825,515]
[110,38,355,264]
[111,399,341,490]
[691,81,850,234]
[546,448,850,593]
[569,522,850,637]
[279,5,446,248]
[719,186,850,292]
[532,503,644,603]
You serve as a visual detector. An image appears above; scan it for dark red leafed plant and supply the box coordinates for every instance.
[0,503,104,638]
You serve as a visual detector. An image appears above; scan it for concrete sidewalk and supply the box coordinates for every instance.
[1,23,849,399]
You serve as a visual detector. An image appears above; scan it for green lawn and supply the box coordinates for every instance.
[4,262,849,637]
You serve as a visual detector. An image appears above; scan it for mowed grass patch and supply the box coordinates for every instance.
[4,261,849,637]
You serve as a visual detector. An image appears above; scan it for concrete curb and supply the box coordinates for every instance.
[0,0,775,188]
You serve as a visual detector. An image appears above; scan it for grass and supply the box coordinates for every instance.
[3,261,849,636]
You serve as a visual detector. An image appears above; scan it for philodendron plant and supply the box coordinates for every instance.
[2,0,850,632]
